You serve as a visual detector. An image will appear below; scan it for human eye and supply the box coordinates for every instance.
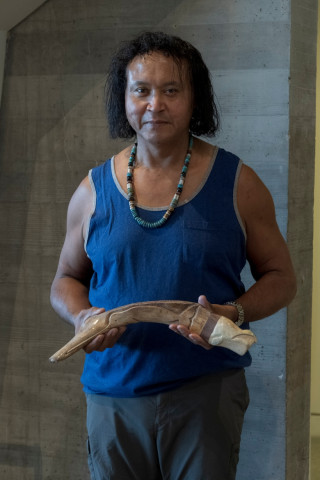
[165,87,178,96]
[134,86,148,95]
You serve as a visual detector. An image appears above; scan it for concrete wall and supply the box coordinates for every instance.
[0,0,47,30]
[0,1,47,107]
[0,30,7,106]
[0,1,316,479]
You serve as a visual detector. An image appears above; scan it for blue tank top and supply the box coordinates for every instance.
[81,147,252,397]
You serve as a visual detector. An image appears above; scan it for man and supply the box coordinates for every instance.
[51,32,296,479]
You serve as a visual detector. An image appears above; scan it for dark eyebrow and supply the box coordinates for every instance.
[130,81,149,86]
[162,81,181,88]
[127,81,148,91]
[128,80,182,88]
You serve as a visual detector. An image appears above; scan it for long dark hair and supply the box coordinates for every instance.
[105,31,220,139]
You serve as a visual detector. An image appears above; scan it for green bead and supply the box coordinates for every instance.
[127,135,193,228]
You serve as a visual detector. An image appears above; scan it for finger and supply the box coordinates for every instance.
[169,324,192,340]
[170,324,198,338]
[188,333,212,350]
[197,295,212,310]
[169,324,212,350]
[177,325,191,336]
[168,324,180,334]
[176,325,202,343]
[97,327,126,351]
[85,326,127,353]
[84,334,105,353]
[76,307,106,334]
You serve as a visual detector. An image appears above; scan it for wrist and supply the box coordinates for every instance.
[210,303,239,323]
[224,301,245,327]
[74,306,99,333]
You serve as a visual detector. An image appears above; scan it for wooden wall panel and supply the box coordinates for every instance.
[287,1,318,478]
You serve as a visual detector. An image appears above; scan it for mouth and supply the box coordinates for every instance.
[144,120,169,126]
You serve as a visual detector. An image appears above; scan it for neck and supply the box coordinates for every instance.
[126,135,193,228]
[134,134,191,169]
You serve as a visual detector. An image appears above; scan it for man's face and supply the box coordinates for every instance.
[125,52,193,146]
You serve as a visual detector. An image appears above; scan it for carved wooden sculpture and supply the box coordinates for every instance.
[49,300,257,363]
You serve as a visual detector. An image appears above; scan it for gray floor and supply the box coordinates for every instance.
[311,437,320,479]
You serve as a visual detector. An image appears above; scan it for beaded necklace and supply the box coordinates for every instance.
[127,135,193,228]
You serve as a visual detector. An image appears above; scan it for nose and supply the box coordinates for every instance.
[147,92,164,112]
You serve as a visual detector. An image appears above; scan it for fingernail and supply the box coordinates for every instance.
[108,329,118,338]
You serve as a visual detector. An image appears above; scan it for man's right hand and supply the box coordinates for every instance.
[75,307,126,354]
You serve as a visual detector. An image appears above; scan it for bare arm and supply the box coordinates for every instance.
[234,164,296,321]
[171,164,297,347]
[50,177,94,324]
[50,177,125,352]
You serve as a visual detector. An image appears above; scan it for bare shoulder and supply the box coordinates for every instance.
[237,163,276,232]
[55,176,94,280]
[67,176,94,233]
[237,164,274,205]
[69,176,92,206]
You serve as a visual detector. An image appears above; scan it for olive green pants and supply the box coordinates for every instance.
[86,369,249,480]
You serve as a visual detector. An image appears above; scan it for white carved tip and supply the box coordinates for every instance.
[208,316,257,355]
